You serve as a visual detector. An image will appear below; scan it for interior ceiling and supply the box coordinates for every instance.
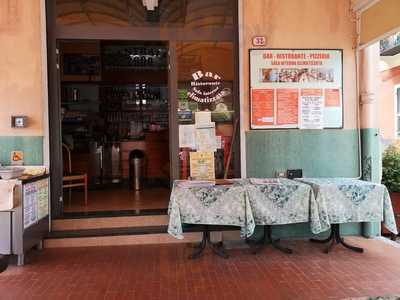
[56,0,234,28]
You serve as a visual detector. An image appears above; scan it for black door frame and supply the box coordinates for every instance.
[46,0,63,218]
[46,1,240,219]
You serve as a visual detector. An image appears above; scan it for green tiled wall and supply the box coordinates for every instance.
[0,136,43,166]
[246,129,360,178]
[246,129,366,238]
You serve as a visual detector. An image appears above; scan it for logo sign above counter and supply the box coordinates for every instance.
[249,49,343,130]
[102,45,168,70]
[187,71,224,103]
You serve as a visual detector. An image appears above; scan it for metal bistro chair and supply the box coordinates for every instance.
[62,143,88,205]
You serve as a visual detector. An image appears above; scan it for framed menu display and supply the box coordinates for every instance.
[249,49,343,129]
[190,151,215,180]
[23,178,49,229]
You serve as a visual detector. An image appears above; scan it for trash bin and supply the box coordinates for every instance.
[129,150,145,191]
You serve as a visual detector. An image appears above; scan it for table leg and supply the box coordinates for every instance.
[188,230,207,259]
[338,237,364,253]
[310,224,364,254]
[188,225,229,259]
[251,225,293,255]
[310,228,334,244]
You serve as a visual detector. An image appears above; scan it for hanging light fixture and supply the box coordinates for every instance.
[142,0,159,11]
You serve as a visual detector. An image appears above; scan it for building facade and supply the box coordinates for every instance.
[1,0,400,240]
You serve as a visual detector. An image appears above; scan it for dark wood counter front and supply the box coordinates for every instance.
[120,130,169,180]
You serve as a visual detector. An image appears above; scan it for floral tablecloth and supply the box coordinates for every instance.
[245,178,314,226]
[295,178,398,235]
[168,180,255,239]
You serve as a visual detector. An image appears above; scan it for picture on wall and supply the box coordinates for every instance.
[249,49,343,129]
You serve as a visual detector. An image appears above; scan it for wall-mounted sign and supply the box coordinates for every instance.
[102,45,168,70]
[187,70,224,103]
[23,179,49,229]
[11,116,27,128]
[249,49,343,129]
[252,36,267,47]
[10,151,23,166]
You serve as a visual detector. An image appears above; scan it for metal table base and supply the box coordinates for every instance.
[310,224,364,254]
[251,225,293,255]
[189,225,229,259]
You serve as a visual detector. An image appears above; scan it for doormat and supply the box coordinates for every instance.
[343,297,400,300]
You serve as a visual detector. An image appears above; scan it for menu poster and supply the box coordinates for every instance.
[325,88,341,107]
[195,126,217,152]
[277,89,298,125]
[249,49,343,129]
[23,179,49,229]
[215,135,222,149]
[190,151,215,180]
[251,89,274,127]
[300,89,324,129]
[179,124,196,148]
[37,179,49,220]
[23,184,38,229]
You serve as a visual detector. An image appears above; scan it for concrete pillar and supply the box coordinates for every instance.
[359,42,381,237]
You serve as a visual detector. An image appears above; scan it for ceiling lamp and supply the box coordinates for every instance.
[142,0,159,11]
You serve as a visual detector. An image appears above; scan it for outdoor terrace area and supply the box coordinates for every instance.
[0,237,399,300]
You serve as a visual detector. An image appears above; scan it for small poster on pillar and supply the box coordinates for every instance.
[249,49,343,129]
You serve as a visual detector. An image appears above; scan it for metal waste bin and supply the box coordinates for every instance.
[129,150,144,191]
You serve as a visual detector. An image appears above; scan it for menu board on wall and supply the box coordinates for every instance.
[250,49,343,129]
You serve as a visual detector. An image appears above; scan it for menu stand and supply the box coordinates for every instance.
[251,225,293,255]
[189,225,229,259]
[310,224,364,253]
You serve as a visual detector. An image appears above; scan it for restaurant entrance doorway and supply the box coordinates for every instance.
[58,39,171,214]
[46,0,240,220]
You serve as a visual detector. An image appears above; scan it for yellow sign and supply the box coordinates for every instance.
[190,152,215,180]
[10,151,23,166]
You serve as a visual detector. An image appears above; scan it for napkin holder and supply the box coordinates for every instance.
[287,169,302,179]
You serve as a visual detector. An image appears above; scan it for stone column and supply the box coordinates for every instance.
[359,42,381,237]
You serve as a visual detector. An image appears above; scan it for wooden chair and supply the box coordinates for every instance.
[62,143,88,205]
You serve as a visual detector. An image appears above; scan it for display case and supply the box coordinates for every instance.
[0,174,49,266]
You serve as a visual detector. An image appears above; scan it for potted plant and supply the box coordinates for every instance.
[381,144,400,239]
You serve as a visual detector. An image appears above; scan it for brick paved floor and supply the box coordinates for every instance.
[1,237,400,300]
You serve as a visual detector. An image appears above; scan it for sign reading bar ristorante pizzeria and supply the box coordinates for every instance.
[249,49,343,129]
[187,70,224,103]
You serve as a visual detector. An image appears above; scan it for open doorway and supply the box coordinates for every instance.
[47,0,240,219]
[59,40,170,213]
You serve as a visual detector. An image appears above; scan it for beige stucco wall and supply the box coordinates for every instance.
[241,0,358,130]
[360,0,400,47]
[0,0,45,136]
[0,1,359,135]
[379,66,400,140]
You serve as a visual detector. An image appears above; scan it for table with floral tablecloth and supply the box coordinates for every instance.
[168,180,255,240]
[295,178,398,235]
[245,178,314,226]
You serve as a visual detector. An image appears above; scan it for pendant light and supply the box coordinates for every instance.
[142,0,159,11]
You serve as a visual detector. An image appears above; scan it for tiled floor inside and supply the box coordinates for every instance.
[1,237,400,300]
[63,187,170,212]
